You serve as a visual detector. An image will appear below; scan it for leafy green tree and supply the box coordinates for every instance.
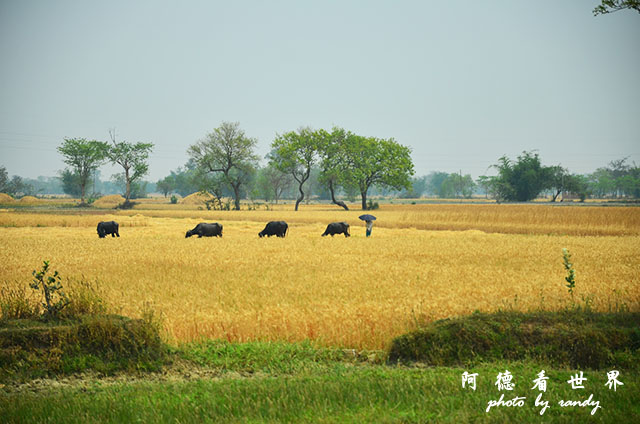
[424,171,450,197]
[270,127,319,211]
[188,122,259,210]
[254,164,293,204]
[57,138,109,204]
[593,0,640,15]
[441,173,476,198]
[340,135,414,210]
[317,127,352,210]
[484,151,552,202]
[107,130,154,205]
[547,165,572,202]
[564,174,590,201]
[156,176,173,197]
[0,166,34,197]
[60,169,82,197]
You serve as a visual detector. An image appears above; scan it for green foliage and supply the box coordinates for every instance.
[0,315,167,380]
[0,166,35,197]
[270,127,319,211]
[562,249,576,298]
[170,195,178,204]
[317,127,414,210]
[388,310,640,369]
[593,0,640,15]
[482,151,554,202]
[106,131,154,202]
[188,122,258,210]
[3,356,639,422]
[440,173,476,198]
[30,261,70,318]
[57,138,109,204]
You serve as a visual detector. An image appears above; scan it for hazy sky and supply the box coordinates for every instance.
[1,0,639,181]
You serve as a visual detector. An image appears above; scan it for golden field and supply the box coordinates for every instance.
[1,203,639,349]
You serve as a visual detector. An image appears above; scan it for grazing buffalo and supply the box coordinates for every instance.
[258,221,288,238]
[97,221,119,238]
[186,223,223,238]
[322,222,350,237]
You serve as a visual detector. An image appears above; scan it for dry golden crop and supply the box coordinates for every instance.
[1,205,639,349]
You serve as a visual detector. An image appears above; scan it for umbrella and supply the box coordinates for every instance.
[358,214,377,222]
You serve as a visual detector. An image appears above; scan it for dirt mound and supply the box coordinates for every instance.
[180,192,214,205]
[93,195,126,208]
[0,193,15,203]
[18,196,41,204]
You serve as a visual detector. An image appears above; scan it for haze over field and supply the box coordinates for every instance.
[1,0,639,181]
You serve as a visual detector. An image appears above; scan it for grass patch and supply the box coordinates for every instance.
[1,363,638,423]
[176,339,383,375]
[0,314,167,380]
[388,310,640,369]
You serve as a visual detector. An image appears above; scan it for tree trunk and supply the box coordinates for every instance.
[232,183,241,210]
[361,190,368,210]
[551,190,560,202]
[125,168,131,202]
[80,181,86,205]
[295,182,304,211]
[328,180,348,210]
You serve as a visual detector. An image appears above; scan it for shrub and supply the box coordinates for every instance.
[388,310,640,369]
[30,261,70,318]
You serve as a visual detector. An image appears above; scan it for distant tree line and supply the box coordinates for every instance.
[2,128,640,205]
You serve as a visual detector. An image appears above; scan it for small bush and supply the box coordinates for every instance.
[367,200,379,210]
[388,310,640,370]
[170,195,178,204]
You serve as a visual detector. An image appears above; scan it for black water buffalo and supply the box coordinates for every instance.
[258,221,288,238]
[186,223,223,238]
[322,222,350,237]
[97,221,119,238]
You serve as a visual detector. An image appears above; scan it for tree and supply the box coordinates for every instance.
[339,134,414,210]
[483,151,553,202]
[441,173,476,198]
[156,176,173,197]
[0,166,34,197]
[270,127,319,211]
[254,164,293,204]
[106,130,154,205]
[547,165,571,202]
[57,138,108,204]
[60,169,82,197]
[424,171,450,197]
[188,122,259,210]
[317,127,352,210]
[593,0,640,15]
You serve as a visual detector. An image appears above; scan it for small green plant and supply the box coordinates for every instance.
[30,260,70,318]
[170,195,178,204]
[367,200,379,210]
[562,248,576,299]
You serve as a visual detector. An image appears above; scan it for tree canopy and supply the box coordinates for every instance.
[106,131,154,205]
[57,138,109,204]
[593,0,640,15]
[188,122,259,210]
[270,128,319,211]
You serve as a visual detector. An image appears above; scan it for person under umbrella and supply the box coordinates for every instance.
[359,214,376,237]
